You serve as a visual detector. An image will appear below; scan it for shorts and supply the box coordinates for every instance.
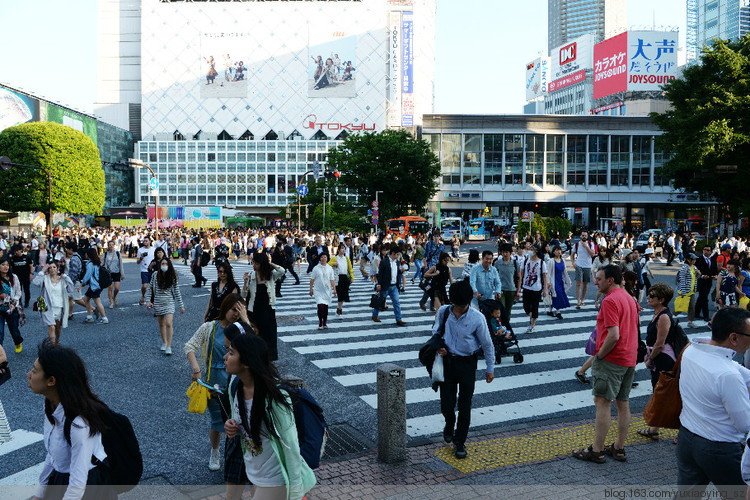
[141,271,153,285]
[206,393,225,433]
[575,266,591,283]
[591,356,636,401]
[53,308,63,321]
[85,288,102,299]
[110,272,121,283]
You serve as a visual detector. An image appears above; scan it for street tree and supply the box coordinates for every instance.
[0,122,106,215]
[324,130,441,224]
[651,36,750,214]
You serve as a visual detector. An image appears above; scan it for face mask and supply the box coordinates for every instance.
[161,265,169,272]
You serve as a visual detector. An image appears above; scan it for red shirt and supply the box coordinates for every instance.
[595,287,639,367]
[717,251,730,269]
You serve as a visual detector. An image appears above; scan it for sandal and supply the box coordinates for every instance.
[637,429,660,441]
[603,443,626,462]
[572,445,605,464]
[574,371,589,384]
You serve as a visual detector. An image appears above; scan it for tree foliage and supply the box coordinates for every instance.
[324,130,441,224]
[651,36,750,214]
[0,122,105,214]
[517,215,572,241]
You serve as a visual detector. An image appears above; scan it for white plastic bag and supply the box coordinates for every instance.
[431,353,444,383]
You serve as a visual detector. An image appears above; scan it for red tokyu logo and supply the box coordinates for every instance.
[560,42,577,65]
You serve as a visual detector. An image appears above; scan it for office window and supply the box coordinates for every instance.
[611,136,629,186]
[588,135,608,185]
[632,136,652,186]
[462,134,481,185]
[483,134,503,185]
[504,135,523,185]
[546,135,564,186]
[566,135,586,185]
[654,144,670,186]
[525,134,544,185]
[441,134,461,185]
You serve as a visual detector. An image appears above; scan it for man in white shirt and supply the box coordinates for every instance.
[570,231,596,309]
[677,307,750,497]
[137,237,155,306]
[666,232,676,266]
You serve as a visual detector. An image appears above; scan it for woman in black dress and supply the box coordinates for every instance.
[242,253,285,361]
[423,252,453,313]
[203,260,240,322]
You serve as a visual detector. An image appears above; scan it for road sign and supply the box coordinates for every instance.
[367,209,372,216]
[297,184,308,196]
[149,177,159,191]
[372,201,379,208]
[372,209,379,216]
[372,218,379,225]
[313,161,320,180]
[521,211,533,221]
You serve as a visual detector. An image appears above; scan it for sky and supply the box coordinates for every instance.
[0,0,686,117]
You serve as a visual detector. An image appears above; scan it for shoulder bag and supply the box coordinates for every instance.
[418,307,451,384]
[186,323,216,414]
[643,345,687,429]
[369,290,386,311]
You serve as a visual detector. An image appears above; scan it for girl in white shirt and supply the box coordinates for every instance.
[29,341,115,500]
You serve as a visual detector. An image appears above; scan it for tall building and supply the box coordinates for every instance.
[548,0,627,50]
[95,0,437,222]
[687,0,750,62]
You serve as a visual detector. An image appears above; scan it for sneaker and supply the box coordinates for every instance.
[454,443,467,459]
[209,448,221,471]
[556,312,563,320]
[165,347,172,356]
[161,344,167,352]
[546,311,555,317]
[84,316,95,323]
[526,325,534,334]
[96,317,109,324]
[109,302,114,309]
[14,343,22,354]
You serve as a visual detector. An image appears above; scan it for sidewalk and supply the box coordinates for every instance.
[308,414,681,500]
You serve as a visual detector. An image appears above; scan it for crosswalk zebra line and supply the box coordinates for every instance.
[0,430,43,456]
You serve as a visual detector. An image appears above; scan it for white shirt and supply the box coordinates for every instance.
[389,256,398,285]
[679,338,750,443]
[521,258,547,291]
[137,246,155,273]
[233,396,284,487]
[31,238,39,250]
[36,403,107,500]
[574,240,595,268]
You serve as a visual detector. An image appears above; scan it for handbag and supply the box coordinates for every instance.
[0,360,10,386]
[369,292,386,311]
[542,292,552,307]
[585,328,597,356]
[418,277,432,292]
[33,295,48,313]
[674,294,690,314]
[187,323,215,414]
[740,295,750,310]
[643,346,687,429]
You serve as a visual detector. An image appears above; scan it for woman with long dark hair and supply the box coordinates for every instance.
[329,243,353,319]
[32,261,75,345]
[185,293,249,472]
[81,248,108,325]
[29,341,115,500]
[242,253,285,361]
[204,261,240,323]
[224,334,316,500]
[146,257,184,355]
[0,256,23,353]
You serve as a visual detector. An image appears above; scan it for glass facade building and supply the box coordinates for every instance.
[687,0,750,62]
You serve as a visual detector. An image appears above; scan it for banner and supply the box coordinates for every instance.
[548,69,586,93]
[401,11,414,127]
[525,57,550,100]
[550,33,594,82]
[593,32,628,99]
[627,31,678,92]
[388,11,402,127]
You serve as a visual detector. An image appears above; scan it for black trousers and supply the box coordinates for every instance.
[695,278,712,321]
[439,354,478,445]
[18,277,30,308]
[284,263,299,283]
[192,264,203,286]
[676,426,746,499]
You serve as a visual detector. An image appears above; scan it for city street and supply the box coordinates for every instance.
[0,243,706,491]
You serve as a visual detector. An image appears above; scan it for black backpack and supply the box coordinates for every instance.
[668,318,690,354]
[200,249,211,267]
[97,266,113,289]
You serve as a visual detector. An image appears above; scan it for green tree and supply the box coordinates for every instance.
[324,130,441,223]
[0,122,105,214]
[650,36,750,214]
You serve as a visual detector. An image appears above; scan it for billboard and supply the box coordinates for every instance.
[0,86,40,133]
[550,33,594,82]
[593,30,678,99]
[308,34,357,98]
[200,33,249,99]
[45,104,98,144]
[548,69,586,93]
[401,11,414,127]
[525,57,550,100]
[388,11,402,127]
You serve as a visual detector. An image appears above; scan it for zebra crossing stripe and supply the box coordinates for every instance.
[0,430,43,456]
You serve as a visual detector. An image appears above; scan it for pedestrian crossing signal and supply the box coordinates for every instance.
[324,170,340,179]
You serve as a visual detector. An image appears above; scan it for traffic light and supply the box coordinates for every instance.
[324,170,340,179]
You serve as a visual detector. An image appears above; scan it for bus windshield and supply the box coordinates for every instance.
[388,220,403,231]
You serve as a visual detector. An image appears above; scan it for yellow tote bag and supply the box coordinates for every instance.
[187,323,215,414]
[740,295,750,310]
[674,294,690,314]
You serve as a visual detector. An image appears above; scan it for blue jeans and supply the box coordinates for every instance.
[0,310,23,347]
[413,264,424,282]
[373,286,402,321]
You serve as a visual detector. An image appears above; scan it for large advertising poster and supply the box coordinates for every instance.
[593,32,628,99]
[388,11,402,127]
[0,86,39,133]
[525,57,550,101]
[550,33,594,82]
[200,33,249,99]
[627,31,678,92]
[308,33,357,98]
[45,104,98,144]
[401,11,414,127]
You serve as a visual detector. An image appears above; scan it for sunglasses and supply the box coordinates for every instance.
[734,331,750,338]
[647,293,658,299]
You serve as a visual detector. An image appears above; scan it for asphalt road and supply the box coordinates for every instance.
[0,242,710,487]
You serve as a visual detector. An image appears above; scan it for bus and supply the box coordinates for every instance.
[684,216,705,236]
[467,217,495,241]
[440,217,464,244]
[387,216,429,241]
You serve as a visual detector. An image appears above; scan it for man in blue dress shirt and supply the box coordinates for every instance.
[469,250,502,309]
[435,280,495,459]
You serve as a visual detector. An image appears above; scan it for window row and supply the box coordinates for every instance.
[138,140,341,153]
[141,152,332,164]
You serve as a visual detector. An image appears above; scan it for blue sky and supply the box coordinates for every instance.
[0,0,685,116]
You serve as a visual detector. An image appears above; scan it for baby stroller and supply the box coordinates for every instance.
[478,299,523,364]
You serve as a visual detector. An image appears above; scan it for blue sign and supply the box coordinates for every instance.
[298,184,309,196]
[367,209,372,216]
[149,177,159,191]
[372,218,379,225]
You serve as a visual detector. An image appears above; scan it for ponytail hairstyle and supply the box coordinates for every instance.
[231,334,289,448]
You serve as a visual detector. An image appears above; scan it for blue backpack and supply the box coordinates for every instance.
[230,378,328,469]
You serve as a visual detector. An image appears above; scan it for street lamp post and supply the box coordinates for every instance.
[128,159,158,230]
[0,156,53,237]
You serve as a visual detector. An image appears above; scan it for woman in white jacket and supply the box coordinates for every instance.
[32,262,74,345]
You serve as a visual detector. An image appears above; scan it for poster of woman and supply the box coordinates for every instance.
[308,35,357,98]
[200,33,249,98]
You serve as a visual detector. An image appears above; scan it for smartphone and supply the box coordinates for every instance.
[197,378,224,394]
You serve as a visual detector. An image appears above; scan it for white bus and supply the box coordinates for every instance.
[440,217,464,244]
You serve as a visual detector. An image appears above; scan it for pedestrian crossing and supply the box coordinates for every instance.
[271,269,703,439]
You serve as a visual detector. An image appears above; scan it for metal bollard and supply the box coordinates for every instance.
[377,363,406,463]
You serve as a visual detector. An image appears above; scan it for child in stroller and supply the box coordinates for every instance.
[479,299,523,363]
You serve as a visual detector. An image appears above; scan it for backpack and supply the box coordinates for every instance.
[65,409,143,493]
[667,318,690,354]
[230,379,328,469]
[71,253,86,282]
[98,266,113,289]
[200,249,211,267]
